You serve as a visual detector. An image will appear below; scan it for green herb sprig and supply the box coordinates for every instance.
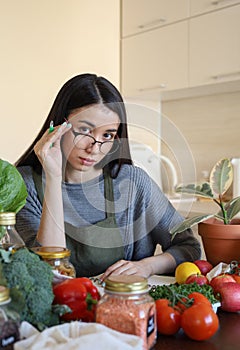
[149,282,218,305]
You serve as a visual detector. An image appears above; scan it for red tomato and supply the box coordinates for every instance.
[188,292,212,307]
[155,299,169,308]
[176,297,189,313]
[176,292,211,313]
[181,304,219,341]
[155,299,181,335]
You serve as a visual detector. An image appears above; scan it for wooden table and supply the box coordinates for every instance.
[153,310,240,350]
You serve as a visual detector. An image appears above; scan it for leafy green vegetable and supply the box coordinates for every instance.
[149,282,218,305]
[0,158,28,213]
[0,248,62,330]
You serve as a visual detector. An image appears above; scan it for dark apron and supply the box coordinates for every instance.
[33,170,124,277]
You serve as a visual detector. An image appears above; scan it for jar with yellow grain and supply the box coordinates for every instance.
[31,246,76,277]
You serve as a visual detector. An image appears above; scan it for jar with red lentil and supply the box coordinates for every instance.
[0,286,20,350]
[31,246,76,277]
[96,275,157,350]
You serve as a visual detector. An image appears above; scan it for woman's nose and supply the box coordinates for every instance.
[85,141,100,154]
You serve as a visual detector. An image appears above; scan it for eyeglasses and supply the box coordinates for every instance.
[71,129,120,155]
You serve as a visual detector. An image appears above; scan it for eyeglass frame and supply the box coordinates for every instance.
[70,128,120,154]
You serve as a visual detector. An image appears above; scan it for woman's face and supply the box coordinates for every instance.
[61,104,120,179]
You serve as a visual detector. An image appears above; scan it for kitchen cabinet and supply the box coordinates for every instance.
[190,0,240,16]
[121,21,188,98]
[122,0,190,37]
[189,5,240,87]
[121,1,240,100]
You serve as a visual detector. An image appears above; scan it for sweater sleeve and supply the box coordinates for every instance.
[15,166,42,247]
[130,167,201,265]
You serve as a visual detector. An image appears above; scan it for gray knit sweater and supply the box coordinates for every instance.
[16,164,201,265]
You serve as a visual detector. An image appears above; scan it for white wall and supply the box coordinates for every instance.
[0,0,120,163]
[162,91,240,183]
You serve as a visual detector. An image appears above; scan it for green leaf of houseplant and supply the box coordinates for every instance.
[170,214,214,238]
[224,196,240,221]
[209,158,233,197]
[175,182,214,199]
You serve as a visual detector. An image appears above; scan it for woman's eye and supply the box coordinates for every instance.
[103,133,114,141]
[79,126,91,134]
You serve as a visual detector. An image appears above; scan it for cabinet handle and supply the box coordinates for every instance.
[138,84,167,91]
[211,71,240,80]
[138,18,166,29]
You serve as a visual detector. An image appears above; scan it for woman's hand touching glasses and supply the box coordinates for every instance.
[34,121,72,178]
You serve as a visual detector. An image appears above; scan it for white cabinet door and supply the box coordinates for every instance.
[189,5,240,87]
[190,0,240,16]
[122,0,190,37]
[121,21,188,98]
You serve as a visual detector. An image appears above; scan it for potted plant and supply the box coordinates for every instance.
[170,158,240,266]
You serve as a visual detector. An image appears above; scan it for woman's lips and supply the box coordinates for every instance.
[79,157,96,166]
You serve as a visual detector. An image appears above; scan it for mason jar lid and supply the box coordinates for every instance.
[105,275,148,293]
[31,246,71,259]
[0,286,10,303]
[0,212,16,225]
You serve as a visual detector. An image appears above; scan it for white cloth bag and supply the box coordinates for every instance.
[14,321,143,350]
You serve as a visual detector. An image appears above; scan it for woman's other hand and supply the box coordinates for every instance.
[101,259,153,281]
[101,253,176,282]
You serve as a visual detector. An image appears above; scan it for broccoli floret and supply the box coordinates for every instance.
[25,257,54,290]
[0,247,59,330]
[3,260,35,292]
[9,247,40,265]
[23,286,57,328]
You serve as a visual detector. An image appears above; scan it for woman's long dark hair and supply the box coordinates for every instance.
[15,73,132,177]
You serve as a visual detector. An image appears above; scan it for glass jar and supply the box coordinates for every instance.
[96,275,157,350]
[31,246,76,277]
[0,212,25,251]
[0,286,20,349]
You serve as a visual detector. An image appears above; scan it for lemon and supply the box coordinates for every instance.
[175,262,201,284]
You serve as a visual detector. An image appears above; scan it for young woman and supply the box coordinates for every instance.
[15,73,201,279]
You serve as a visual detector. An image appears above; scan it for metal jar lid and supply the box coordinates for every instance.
[0,212,16,225]
[0,286,10,303]
[105,275,148,293]
[31,246,71,259]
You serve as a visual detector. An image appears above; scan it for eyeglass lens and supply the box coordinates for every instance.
[74,134,118,154]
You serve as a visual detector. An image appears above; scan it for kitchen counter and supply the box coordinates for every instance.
[153,310,240,350]
[170,197,217,219]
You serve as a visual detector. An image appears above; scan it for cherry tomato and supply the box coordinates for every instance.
[188,292,212,307]
[181,303,219,341]
[155,299,169,308]
[176,292,211,313]
[155,299,181,335]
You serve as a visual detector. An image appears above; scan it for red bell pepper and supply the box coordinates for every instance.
[53,277,100,322]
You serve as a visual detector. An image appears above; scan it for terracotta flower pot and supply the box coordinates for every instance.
[198,218,240,266]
